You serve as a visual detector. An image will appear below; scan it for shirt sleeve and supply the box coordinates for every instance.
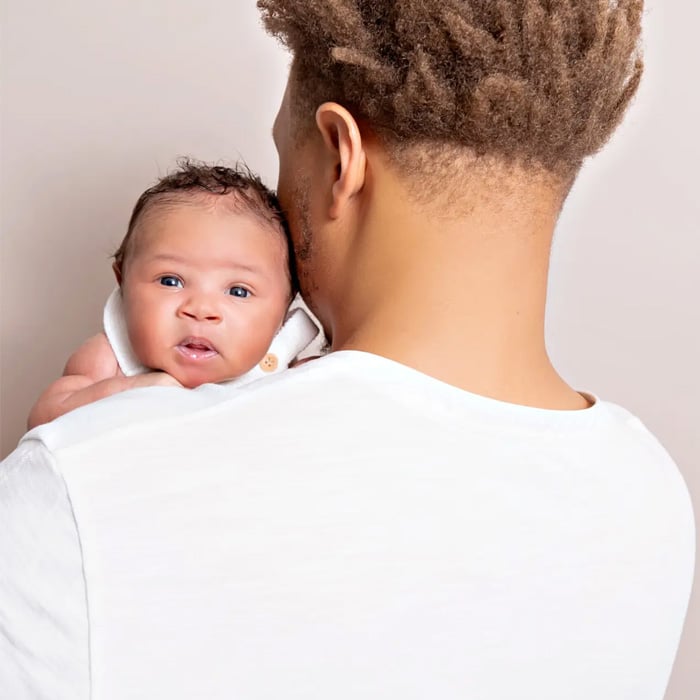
[0,439,89,699]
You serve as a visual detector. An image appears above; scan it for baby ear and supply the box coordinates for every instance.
[315,102,367,219]
[112,261,123,286]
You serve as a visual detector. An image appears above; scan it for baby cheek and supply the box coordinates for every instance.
[238,309,282,360]
[127,317,163,367]
[247,317,280,357]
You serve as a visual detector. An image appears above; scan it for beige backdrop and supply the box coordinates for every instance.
[1,2,697,697]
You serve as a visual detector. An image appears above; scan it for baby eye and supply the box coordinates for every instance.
[159,276,183,288]
[228,286,250,298]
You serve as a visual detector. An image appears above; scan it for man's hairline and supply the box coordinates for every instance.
[283,73,577,213]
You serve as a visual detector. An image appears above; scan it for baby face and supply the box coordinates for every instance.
[119,199,291,388]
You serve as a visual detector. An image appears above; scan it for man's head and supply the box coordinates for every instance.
[261,1,643,177]
[261,1,644,332]
[113,161,294,387]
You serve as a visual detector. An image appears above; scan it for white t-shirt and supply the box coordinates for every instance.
[0,351,694,700]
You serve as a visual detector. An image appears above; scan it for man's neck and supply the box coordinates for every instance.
[327,169,588,410]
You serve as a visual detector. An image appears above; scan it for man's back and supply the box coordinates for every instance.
[1,351,694,699]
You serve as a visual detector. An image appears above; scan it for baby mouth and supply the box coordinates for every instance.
[176,336,219,361]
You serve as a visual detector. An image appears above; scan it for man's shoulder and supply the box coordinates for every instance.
[23,386,205,455]
[19,351,682,479]
[21,356,352,456]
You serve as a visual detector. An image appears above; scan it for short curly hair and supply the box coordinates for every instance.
[114,159,296,293]
[259,0,643,177]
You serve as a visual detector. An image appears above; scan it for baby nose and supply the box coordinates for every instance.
[178,294,222,323]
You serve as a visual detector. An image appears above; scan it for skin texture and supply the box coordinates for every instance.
[119,199,291,388]
[28,198,291,428]
[273,80,590,410]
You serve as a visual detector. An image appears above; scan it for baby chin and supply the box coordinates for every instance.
[169,338,239,387]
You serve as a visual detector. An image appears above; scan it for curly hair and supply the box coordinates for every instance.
[258,0,643,177]
[113,159,296,292]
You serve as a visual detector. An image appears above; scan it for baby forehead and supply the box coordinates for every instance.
[140,189,281,229]
[131,191,287,251]
[123,195,290,284]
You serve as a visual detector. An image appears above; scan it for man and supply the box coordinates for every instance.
[1,2,694,698]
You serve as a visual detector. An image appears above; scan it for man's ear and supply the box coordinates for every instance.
[315,102,367,219]
[112,261,123,286]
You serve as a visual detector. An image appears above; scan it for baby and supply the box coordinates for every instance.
[28,160,316,429]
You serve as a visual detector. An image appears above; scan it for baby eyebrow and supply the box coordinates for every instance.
[148,253,189,264]
[147,253,266,276]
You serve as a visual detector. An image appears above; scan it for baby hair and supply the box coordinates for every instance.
[113,159,296,292]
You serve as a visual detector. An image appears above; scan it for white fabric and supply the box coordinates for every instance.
[0,441,89,698]
[0,350,695,700]
[103,286,319,384]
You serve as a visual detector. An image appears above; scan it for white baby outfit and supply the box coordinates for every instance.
[102,287,319,385]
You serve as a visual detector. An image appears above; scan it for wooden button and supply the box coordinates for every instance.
[259,353,279,372]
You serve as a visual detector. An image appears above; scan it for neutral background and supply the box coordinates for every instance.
[1,1,697,697]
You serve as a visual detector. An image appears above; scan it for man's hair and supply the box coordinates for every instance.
[259,0,643,177]
[113,159,296,292]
